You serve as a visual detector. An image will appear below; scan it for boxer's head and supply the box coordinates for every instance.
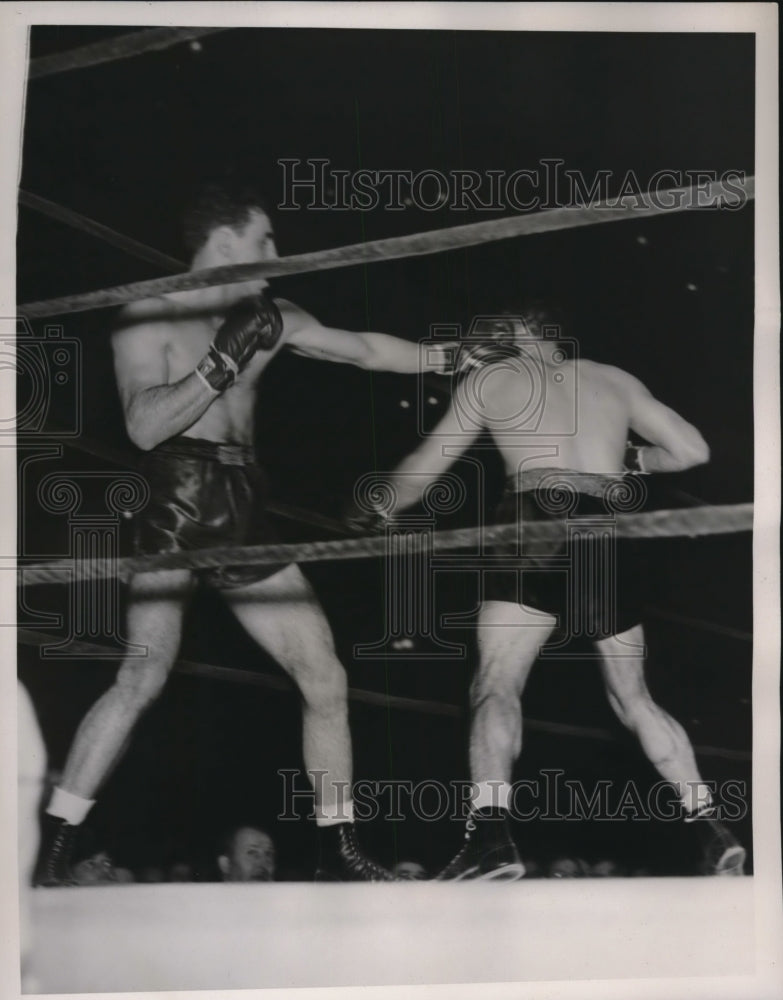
[183,179,277,269]
[468,300,563,348]
[500,299,563,342]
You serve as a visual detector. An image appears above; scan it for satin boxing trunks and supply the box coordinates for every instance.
[134,436,289,588]
[483,470,646,638]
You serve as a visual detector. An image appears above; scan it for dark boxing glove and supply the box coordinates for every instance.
[455,341,518,373]
[195,294,284,393]
[433,340,520,377]
[433,318,521,376]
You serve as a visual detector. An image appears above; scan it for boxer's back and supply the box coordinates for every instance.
[477,356,634,476]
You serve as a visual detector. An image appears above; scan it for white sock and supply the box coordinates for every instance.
[681,782,714,820]
[471,781,511,813]
[315,800,355,827]
[46,787,95,826]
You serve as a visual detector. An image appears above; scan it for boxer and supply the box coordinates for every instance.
[36,179,465,885]
[357,302,746,880]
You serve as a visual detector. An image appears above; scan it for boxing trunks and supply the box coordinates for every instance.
[483,469,645,638]
[134,436,289,588]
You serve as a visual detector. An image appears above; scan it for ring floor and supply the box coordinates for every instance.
[27,877,753,992]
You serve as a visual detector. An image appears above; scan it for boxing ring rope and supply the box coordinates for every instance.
[36,426,753,647]
[19,190,185,273]
[27,27,228,80]
[16,501,754,587]
[19,176,754,319]
[643,604,752,643]
[16,628,751,762]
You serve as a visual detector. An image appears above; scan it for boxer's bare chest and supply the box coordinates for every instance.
[165,317,273,444]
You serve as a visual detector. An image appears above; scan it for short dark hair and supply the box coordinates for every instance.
[182,177,271,256]
[500,298,565,338]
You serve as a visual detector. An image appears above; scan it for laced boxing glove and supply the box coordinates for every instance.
[432,317,521,376]
[455,341,519,373]
[195,294,284,393]
[433,339,521,376]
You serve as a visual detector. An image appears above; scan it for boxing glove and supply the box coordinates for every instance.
[195,294,284,392]
[455,341,518,373]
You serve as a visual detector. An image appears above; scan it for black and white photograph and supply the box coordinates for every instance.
[1,3,780,997]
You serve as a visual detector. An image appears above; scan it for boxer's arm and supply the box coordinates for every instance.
[377,379,484,511]
[279,300,450,374]
[112,320,218,451]
[626,374,710,472]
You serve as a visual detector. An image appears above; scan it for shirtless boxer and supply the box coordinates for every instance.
[35,180,465,885]
[359,302,746,879]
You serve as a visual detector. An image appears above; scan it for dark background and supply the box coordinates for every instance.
[17,27,754,878]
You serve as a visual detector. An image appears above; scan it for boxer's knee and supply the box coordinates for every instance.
[114,655,172,712]
[297,656,348,717]
[470,656,519,712]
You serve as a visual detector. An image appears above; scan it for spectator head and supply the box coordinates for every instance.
[218,825,276,883]
[138,865,165,883]
[168,862,194,883]
[72,850,118,886]
[548,856,588,879]
[392,860,428,881]
[520,857,543,879]
[591,859,626,878]
[113,867,136,884]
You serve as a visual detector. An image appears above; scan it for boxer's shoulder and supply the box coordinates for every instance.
[112,295,191,353]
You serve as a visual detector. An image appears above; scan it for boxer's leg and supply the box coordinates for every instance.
[37,570,193,885]
[59,570,193,797]
[596,624,745,875]
[596,625,704,800]
[438,600,555,881]
[470,599,556,785]
[224,565,350,814]
[224,563,393,881]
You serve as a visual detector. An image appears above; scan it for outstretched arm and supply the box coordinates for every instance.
[279,299,451,374]
[373,378,484,512]
[626,374,710,472]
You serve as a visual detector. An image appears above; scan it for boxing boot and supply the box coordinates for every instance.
[34,815,80,887]
[437,809,525,881]
[315,823,395,882]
